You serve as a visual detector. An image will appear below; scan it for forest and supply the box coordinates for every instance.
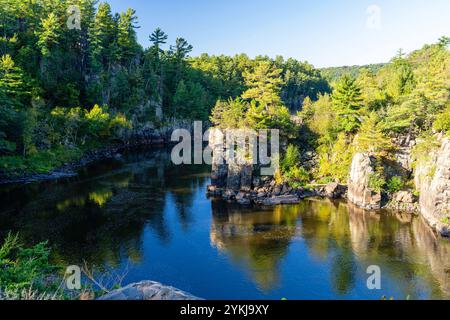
[0,0,330,177]
[0,0,450,302]
[0,0,449,188]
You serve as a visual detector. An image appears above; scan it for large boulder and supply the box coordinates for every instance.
[415,138,450,237]
[348,153,382,210]
[98,281,201,301]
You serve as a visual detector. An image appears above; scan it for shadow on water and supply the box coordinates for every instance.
[0,148,449,299]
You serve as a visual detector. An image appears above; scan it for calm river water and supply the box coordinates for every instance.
[0,148,449,300]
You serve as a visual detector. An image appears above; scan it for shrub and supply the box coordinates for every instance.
[386,176,404,193]
[368,172,386,193]
[284,166,311,188]
[280,144,300,173]
[433,104,450,134]
[0,233,60,296]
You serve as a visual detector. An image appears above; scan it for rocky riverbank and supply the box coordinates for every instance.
[0,124,184,185]
[207,180,419,212]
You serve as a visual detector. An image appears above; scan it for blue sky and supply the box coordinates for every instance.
[106,0,450,68]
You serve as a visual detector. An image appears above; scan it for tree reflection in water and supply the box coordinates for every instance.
[0,149,449,299]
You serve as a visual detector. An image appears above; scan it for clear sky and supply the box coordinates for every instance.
[106,0,450,68]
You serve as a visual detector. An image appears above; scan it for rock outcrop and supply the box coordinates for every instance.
[209,129,253,191]
[415,138,450,237]
[98,281,201,300]
[348,153,382,210]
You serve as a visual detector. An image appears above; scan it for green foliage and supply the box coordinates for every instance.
[0,233,58,294]
[210,98,247,129]
[332,75,364,133]
[0,145,83,176]
[387,176,404,193]
[316,133,353,183]
[278,145,310,187]
[50,104,131,145]
[368,172,386,193]
[411,133,441,164]
[242,61,284,107]
[281,145,300,173]
[321,64,386,83]
[284,167,310,188]
[433,104,450,134]
[354,112,392,154]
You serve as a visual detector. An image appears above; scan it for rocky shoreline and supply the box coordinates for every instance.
[0,127,175,186]
[207,180,420,213]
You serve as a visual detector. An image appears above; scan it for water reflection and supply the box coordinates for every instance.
[211,202,299,290]
[210,199,450,299]
[0,148,449,299]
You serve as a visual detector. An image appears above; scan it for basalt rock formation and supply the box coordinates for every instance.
[414,138,450,237]
[347,153,382,210]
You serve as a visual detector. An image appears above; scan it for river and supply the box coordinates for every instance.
[0,148,449,300]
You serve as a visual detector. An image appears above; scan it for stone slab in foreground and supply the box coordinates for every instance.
[98,281,202,300]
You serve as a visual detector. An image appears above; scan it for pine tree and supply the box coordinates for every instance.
[332,75,364,133]
[88,2,117,71]
[242,61,284,108]
[148,28,169,119]
[35,12,61,58]
[171,38,193,60]
[0,55,30,154]
[354,112,392,154]
[117,8,139,64]
[149,28,168,55]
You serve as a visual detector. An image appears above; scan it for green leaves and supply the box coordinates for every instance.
[0,233,57,295]
[332,75,364,133]
[35,12,61,57]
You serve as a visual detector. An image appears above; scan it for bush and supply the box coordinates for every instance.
[284,166,310,188]
[433,104,450,134]
[0,233,60,296]
[368,172,386,193]
[386,176,404,193]
[281,144,300,173]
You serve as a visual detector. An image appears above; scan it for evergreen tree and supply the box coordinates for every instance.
[332,75,364,133]
[117,8,139,63]
[354,112,392,154]
[242,61,284,108]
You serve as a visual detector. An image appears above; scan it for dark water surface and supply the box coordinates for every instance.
[1,148,449,300]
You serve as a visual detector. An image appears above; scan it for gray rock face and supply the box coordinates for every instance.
[98,281,201,301]
[209,128,253,192]
[415,138,450,237]
[209,129,228,188]
[348,153,382,210]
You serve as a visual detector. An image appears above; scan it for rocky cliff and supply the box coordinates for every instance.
[414,138,450,237]
[209,129,253,191]
[347,153,382,210]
